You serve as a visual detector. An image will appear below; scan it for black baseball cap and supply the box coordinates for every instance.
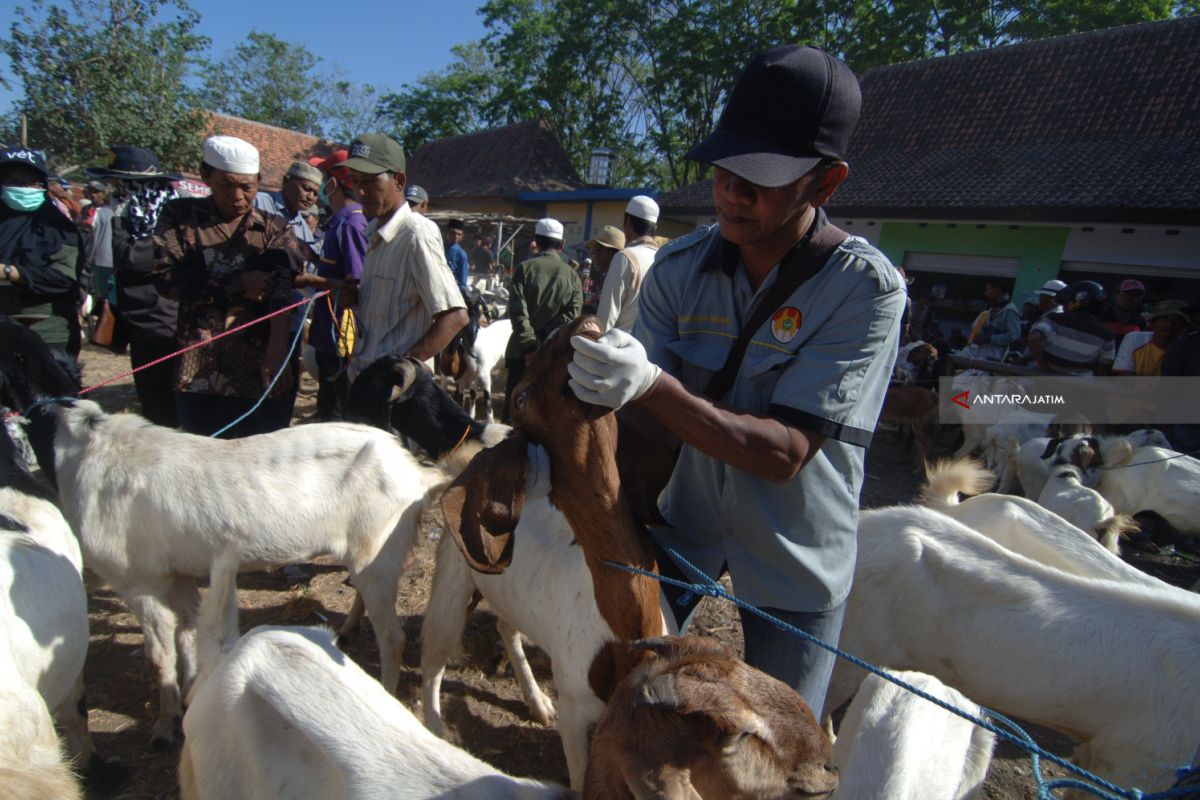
[0,146,49,178]
[340,134,406,175]
[686,45,861,188]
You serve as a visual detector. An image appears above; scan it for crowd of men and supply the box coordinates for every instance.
[2,41,1195,716]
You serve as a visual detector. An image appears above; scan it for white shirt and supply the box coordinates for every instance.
[596,236,659,332]
[351,202,464,377]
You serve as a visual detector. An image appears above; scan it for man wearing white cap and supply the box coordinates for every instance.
[503,216,581,421]
[595,194,661,333]
[1035,279,1067,319]
[124,134,305,437]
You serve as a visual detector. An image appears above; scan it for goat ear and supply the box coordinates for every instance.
[441,435,528,574]
[1041,437,1063,460]
[387,357,424,404]
[629,635,734,663]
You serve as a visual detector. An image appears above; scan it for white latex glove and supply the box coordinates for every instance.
[568,328,662,409]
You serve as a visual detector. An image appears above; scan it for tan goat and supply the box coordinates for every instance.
[585,636,839,800]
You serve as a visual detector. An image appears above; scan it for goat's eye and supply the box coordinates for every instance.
[514,391,527,411]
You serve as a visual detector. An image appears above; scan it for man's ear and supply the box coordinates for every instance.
[394,171,407,194]
[810,161,849,208]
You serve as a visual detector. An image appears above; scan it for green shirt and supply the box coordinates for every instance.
[506,251,582,356]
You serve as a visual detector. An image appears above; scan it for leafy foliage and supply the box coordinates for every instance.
[1,0,210,174]
[379,0,1183,189]
[199,31,325,135]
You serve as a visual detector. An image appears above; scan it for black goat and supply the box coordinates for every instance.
[347,355,509,459]
[0,316,82,413]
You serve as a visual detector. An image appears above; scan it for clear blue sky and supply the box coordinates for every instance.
[0,0,489,112]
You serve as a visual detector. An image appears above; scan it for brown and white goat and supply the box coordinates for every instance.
[428,316,683,787]
[442,316,669,694]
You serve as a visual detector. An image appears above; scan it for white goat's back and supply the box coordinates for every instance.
[0,525,88,714]
[51,404,436,579]
[831,505,1200,791]
[922,459,1159,588]
[0,648,82,800]
[833,671,994,800]
[182,625,565,800]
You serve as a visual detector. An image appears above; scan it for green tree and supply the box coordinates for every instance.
[200,31,324,135]
[377,43,502,153]
[376,0,1188,190]
[320,69,383,143]
[1,0,210,174]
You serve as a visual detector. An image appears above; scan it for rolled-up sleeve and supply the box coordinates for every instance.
[768,274,905,447]
[414,223,465,316]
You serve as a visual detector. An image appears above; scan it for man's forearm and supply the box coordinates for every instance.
[406,308,468,361]
[635,372,824,483]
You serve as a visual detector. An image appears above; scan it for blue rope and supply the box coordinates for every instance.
[210,295,315,439]
[604,547,1199,800]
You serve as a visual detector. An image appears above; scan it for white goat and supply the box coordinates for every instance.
[1038,464,1138,554]
[0,644,82,800]
[460,318,511,423]
[1084,441,1200,535]
[0,419,106,785]
[181,551,571,800]
[826,504,1200,793]
[832,671,995,800]
[27,399,457,745]
[921,459,1168,591]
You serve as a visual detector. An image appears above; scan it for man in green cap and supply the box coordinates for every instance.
[340,134,466,376]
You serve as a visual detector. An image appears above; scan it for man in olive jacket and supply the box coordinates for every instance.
[503,217,581,421]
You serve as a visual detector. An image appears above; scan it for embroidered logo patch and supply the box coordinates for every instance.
[771,307,802,343]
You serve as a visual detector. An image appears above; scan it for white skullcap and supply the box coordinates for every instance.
[1037,279,1067,297]
[625,195,659,224]
[203,135,260,175]
[535,217,564,239]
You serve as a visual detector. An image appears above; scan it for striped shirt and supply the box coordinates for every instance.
[351,202,464,377]
[1032,311,1116,375]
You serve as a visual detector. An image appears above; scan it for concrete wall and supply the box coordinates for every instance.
[877,221,1071,301]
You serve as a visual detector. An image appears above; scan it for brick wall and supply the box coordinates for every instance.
[203,113,338,190]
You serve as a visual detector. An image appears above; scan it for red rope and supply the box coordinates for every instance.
[72,290,331,397]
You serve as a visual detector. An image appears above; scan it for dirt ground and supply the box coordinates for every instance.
[69,343,1198,799]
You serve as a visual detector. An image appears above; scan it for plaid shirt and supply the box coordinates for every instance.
[149,197,303,398]
[351,202,464,376]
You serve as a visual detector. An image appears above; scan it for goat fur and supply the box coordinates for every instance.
[26,399,457,745]
[831,671,994,800]
[1038,464,1138,554]
[825,504,1200,793]
[0,418,106,784]
[920,459,1171,591]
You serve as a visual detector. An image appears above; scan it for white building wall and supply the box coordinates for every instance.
[1062,224,1200,273]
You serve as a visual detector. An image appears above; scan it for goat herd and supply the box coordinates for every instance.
[1,314,1198,800]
